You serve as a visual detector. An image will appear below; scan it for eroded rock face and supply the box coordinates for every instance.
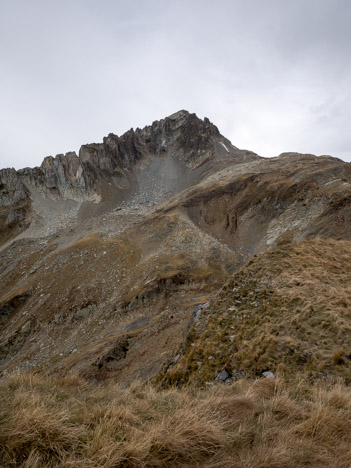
[0,169,31,244]
[0,168,29,206]
[0,111,245,210]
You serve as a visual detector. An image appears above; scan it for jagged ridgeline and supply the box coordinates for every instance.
[1,110,351,386]
[0,110,249,244]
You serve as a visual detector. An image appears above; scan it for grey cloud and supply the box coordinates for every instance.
[0,0,350,169]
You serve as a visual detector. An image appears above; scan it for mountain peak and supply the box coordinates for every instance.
[0,111,251,224]
[167,109,190,119]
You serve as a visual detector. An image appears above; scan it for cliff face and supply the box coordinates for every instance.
[78,110,224,173]
[0,168,29,207]
[0,110,247,206]
[0,169,31,245]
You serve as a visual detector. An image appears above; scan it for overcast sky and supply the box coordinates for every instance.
[1,0,351,169]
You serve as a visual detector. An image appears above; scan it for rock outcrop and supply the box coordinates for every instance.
[0,110,254,244]
[0,110,250,209]
[0,169,31,244]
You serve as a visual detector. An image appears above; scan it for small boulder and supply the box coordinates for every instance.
[215,368,231,382]
[233,370,245,379]
[262,371,274,378]
[21,321,32,334]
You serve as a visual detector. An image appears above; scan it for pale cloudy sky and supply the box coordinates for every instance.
[1,0,351,169]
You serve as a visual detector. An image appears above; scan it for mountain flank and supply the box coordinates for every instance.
[0,110,351,386]
[1,110,351,467]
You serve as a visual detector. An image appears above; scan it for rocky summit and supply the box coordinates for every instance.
[1,110,351,386]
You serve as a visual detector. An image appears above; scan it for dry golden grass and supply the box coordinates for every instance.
[164,238,351,386]
[1,373,351,467]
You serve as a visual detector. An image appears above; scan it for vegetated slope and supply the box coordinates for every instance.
[162,238,351,387]
[2,373,351,467]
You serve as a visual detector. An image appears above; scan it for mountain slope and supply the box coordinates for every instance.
[0,110,255,246]
[0,110,351,386]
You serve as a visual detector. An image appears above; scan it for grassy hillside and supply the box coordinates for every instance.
[1,373,351,467]
[162,238,351,386]
[1,238,351,467]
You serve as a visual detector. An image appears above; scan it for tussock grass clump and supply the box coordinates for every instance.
[1,373,351,467]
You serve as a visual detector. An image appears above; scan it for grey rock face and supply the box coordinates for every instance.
[17,152,93,202]
[0,110,245,212]
[0,168,29,206]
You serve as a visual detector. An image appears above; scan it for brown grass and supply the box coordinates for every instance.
[1,373,351,467]
[164,238,351,386]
